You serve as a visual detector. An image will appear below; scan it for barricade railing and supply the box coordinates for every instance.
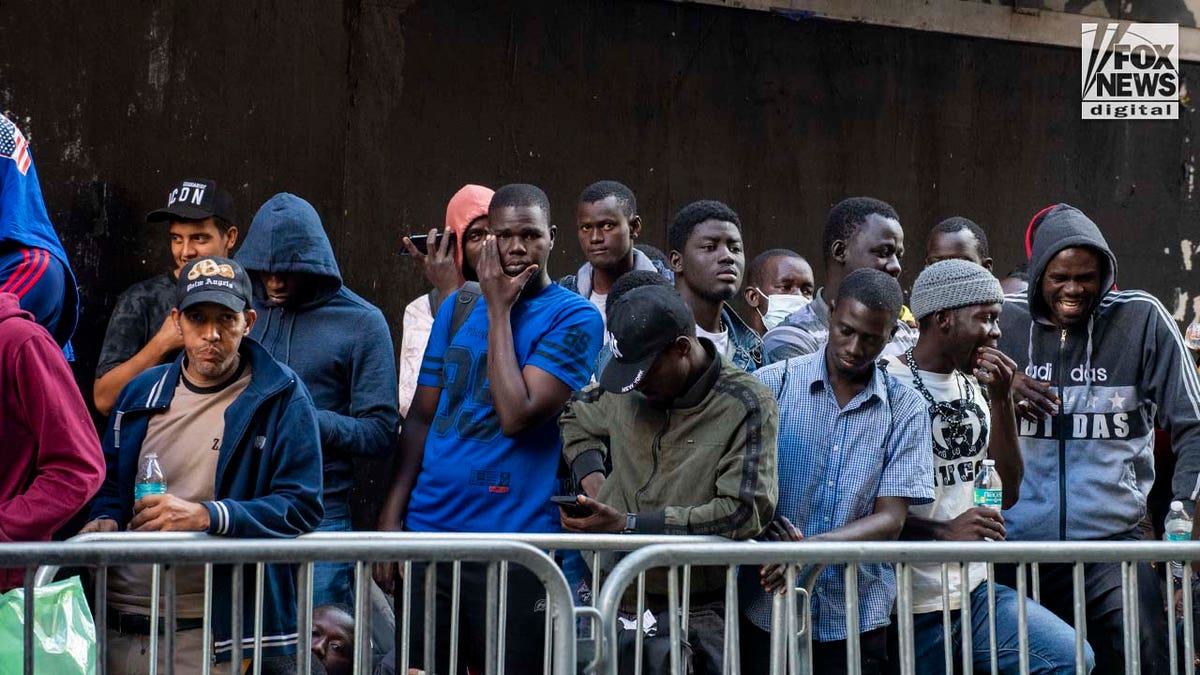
[594,540,1200,675]
[24,535,1198,675]
[29,531,727,675]
[307,532,727,675]
[7,534,577,675]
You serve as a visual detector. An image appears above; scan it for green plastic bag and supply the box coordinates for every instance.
[0,576,96,674]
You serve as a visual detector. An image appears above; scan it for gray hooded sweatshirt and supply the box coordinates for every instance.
[998,204,1200,541]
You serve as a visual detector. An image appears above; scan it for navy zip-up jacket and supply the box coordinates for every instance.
[89,337,324,660]
[236,193,398,505]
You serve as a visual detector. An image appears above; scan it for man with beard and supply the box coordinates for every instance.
[376,184,604,674]
[762,197,917,364]
[885,260,1089,674]
[668,199,761,371]
[81,256,323,673]
[999,204,1200,674]
[743,268,932,674]
[94,178,240,415]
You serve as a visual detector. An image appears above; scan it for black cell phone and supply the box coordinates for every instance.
[401,230,454,256]
[401,233,430,256]
[551,495,591,518]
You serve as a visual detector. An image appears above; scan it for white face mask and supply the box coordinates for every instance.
[754,289,811,331]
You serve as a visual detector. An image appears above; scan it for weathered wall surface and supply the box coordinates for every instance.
[2,0,1196,525]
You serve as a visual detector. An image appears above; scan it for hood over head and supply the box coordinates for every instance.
[1026,203,1117,322]
[444,184,493,275]
[235,193,342,309]
[1024,204,1056,260]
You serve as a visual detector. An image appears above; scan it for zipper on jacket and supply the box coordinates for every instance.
[1057,328,1068,541]
[634,411,672,512]
[214,374,296,493]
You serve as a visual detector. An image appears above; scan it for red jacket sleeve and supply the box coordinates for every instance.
[0,333,105,542]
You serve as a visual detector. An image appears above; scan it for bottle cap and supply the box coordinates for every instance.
[1171,500,1184,511]
[982,459,995,466]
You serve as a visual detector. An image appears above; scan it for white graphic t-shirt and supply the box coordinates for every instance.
[883,353,990,613]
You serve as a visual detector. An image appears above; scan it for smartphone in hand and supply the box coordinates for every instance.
[551,495,592,519]
[402,230,457,256]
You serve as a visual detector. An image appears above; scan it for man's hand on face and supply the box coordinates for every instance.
[973,346,1017,399]
[151,314,184,353]
[940,506,1006,541]
[403,227,461,298]
[129,494,211,532]
[476,235,537,311]
[1011,371,1060,421]
[559,496,625,534]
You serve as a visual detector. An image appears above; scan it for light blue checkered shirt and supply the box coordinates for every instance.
[745,351,933,641]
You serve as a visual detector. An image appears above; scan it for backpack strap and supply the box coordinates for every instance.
[449,281,482,338]
[426,288,442,315]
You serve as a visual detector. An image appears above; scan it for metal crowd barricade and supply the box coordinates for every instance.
[594,540,1200,675]
[297,531,727,675]
[10,533,576,675]
[29,531,726,675]
[24,534,1200,675]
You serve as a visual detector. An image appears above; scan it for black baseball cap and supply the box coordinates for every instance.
[599,285,695,394]
[177,256,253,313]
[147,178,237,224]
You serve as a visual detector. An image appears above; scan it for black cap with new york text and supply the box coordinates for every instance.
[599,285,694,394]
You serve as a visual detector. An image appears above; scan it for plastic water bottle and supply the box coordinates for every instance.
[973,459,1002,509]
[1165,500,1193,577]
[134,452,167,501]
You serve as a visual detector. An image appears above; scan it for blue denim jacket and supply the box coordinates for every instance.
[723,305,763,373]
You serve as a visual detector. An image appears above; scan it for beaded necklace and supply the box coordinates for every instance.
[904,348,987,461]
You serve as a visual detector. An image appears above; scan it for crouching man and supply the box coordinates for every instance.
[81,256,324,675]
[560,284,779,673]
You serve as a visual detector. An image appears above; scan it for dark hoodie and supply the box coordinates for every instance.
[997,204,1200,540]
[236,194,398,505]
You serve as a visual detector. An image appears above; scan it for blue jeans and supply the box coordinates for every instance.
[912,582,1094,674]
[311,500,354,608]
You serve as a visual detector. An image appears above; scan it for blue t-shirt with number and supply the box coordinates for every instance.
[407,282,604,534]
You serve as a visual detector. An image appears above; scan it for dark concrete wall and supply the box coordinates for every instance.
[2,0,1196,525]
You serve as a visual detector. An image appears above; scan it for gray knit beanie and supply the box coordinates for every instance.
[910,259,1004,320]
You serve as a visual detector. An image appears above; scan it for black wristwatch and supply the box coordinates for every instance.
[622,513,637,534]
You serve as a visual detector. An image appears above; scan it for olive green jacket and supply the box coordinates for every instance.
[561,342,779,541]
